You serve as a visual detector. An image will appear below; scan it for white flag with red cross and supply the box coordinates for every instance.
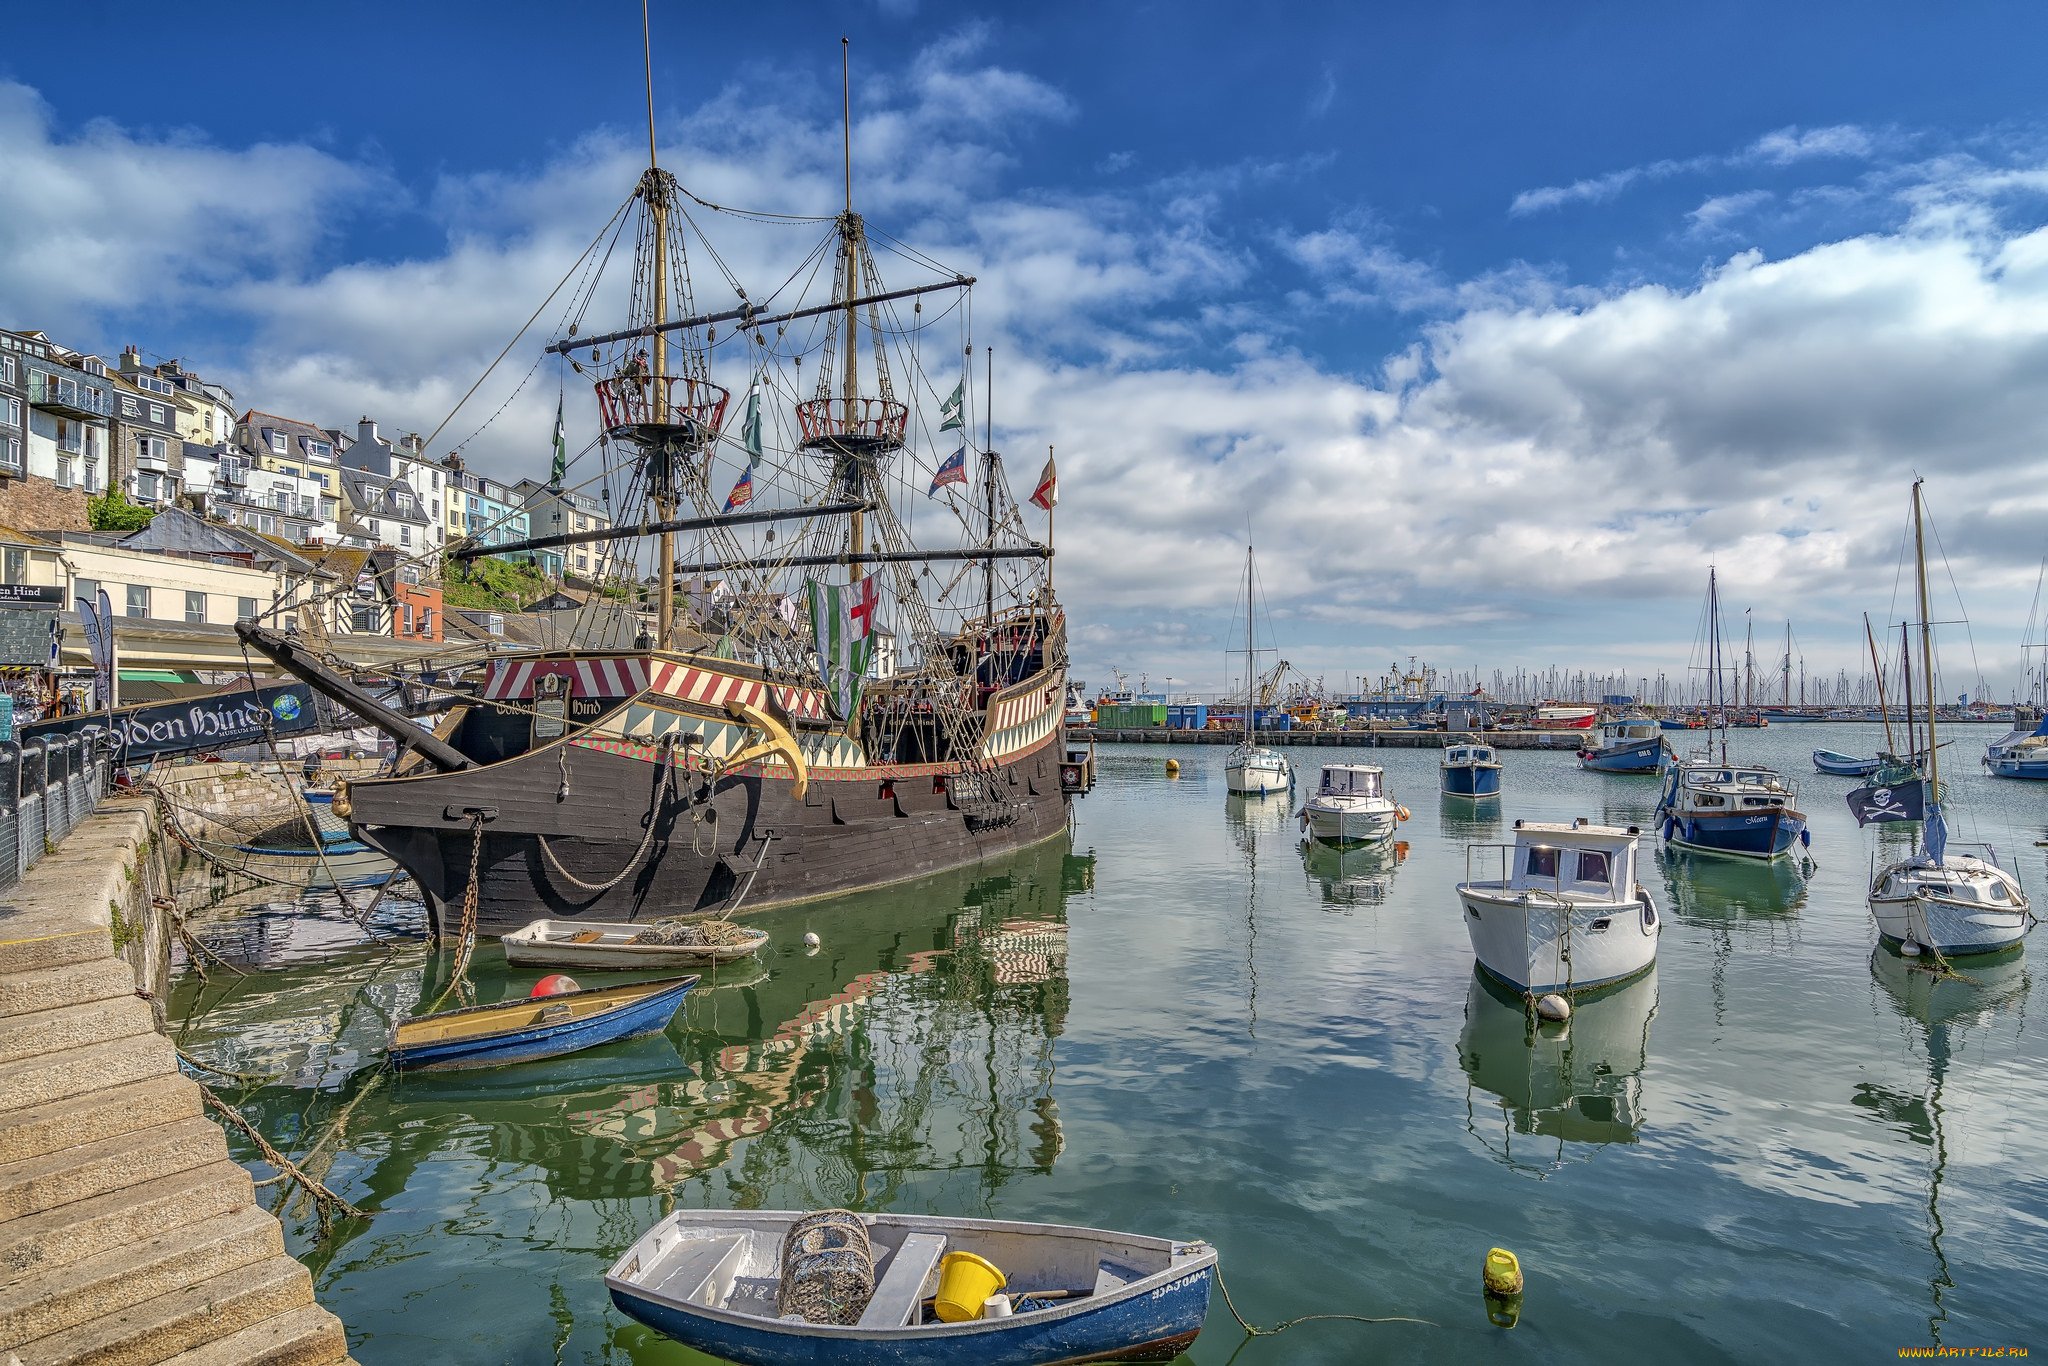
[806,572,878,720]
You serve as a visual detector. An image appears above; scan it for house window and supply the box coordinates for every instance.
[2,548,25,583]
[56,421,81,455]
[420,607,432,635]
[184,590,206,623]
[0,356,12,383]
[136,436,166,462]
[237,596,257,620]
[268,431,286,454]
[125,585,148,618]
[74,577,98,608]
[148,403,165,424]
[121,396,138,418]
[307,440,331,459]
[56,457,74,488]
[83,457,99,493]
[399,524,411,546]
[401,603,414,633]
[136,472,159,501]
[0,437,19,473]
[1,397,17,427]
[368,519,380,539]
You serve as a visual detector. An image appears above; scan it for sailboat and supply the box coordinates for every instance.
[1223,545,1291,797]
[1866,482,2031,958]
[1656,568,1809,860]
[238,42,1077,936]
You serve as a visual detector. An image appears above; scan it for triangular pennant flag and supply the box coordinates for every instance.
[722,466,755,513]
[549,394,567,488]
[742,382,762,464]
[1029,453,1058,511]
[939,379,964,432]
[929,446,967,496]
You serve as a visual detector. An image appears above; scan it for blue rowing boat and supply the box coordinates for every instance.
[608,1209,1216,1365]
[1812,749,1881,777]
[388,974,697,1072]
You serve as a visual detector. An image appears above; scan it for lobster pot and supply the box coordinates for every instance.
[777,1210,876,1325]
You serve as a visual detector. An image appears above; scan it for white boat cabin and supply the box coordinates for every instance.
[1676,764,1794,810]
[1601,719,1660,744]
[1317,764,1385,797]
[1471,819,1643,901]
[1443,744,1497,767]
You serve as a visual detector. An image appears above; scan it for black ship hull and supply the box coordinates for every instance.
[349,726,1072,935]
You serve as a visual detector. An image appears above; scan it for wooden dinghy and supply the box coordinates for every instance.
[607,1208,1216,1365]
[1812,748,1881,777]
[501,919,769,969]
[388,975,697,1072]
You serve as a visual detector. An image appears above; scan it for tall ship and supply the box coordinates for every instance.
[243,51,1080,935]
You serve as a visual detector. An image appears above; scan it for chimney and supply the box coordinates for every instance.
[357,417,379,446]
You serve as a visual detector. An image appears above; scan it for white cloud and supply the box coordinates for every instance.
[1747,124,1876,165]
[1688,189,1774,234]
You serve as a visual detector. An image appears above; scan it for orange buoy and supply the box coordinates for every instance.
[531,974,581,998]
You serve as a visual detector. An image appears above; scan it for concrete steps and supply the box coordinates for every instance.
[0,804,351,1365]
[11,1254,317,1366]
[0,1074,202,1168]
[0,1162,252,1286]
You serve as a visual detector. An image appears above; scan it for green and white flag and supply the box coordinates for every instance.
[549,394,568,488]
[938,378,964,432]
[741,381,763,464]
[807,572,878,720]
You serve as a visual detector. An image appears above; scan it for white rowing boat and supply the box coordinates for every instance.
[501,918,769,969]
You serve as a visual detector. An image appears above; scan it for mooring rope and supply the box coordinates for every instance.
[1212,1264,1436,1337]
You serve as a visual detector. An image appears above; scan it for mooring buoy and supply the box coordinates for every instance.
[1534,993,1570,1023]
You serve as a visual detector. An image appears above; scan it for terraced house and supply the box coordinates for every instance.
[0,329,111,529]
[109,347,188,510]
[513,478,612,580]
[337,466,431,551]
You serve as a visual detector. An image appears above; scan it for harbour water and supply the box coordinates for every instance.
[170,723,2048,1362]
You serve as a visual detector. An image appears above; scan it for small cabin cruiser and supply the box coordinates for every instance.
[1301,763,1400,844]
[1441,743,1502,797]
[1225,744,1292,796]
[1578,717,1667,774]
[1457,819,1660,995]
[1870,848,2031,957]
[1656,760,1807,861]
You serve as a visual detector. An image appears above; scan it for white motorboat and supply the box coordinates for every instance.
[1456,818,1660,995]
[1869,482,2032,958]
[1300,763,1400,844]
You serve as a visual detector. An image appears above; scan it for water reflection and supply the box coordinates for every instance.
[177,833,1089,1270]
[1659,849,1809,923]
[1299,837,1405,909]
[1860,946,2031,1347]
[1224,794,1286,1036]
[1458,965,1658,1175]
[1437,791,1502,842]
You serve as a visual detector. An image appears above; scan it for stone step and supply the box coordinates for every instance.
[0,917,110,977]
[0,1032,174,1113]
[0,956,137,1016]
[0,1073,201,1168]
[154,1305,349,1366]
[12,1252,314,1366]
[0,1116,225,1224]
[0,1160,251,1289]
[0,992,155,1067]
[0,1204,281,1347]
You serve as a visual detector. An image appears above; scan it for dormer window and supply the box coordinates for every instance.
[268,431,286,455]
[307,440,332,459]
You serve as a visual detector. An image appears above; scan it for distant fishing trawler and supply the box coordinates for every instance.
[243,53,1080,935]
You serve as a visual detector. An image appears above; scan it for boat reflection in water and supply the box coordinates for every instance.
[1860,945,2031,1347]
[1437,791,1502,843]
[1299,837,1405,910]
[1660,849,1810,924]
[1458,965,1659,1174]
[179,833,1086,1243]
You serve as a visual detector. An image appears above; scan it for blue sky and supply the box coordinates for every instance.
[9,3,2048,699]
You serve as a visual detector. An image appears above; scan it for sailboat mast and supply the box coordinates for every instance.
[1914,479,1940,798]
[1867,613,1897,754]
[1709,567,1726,763]
[1902,621,1917,762]
[983,346,996,626]
[1783,621,1792,707]
[840,38,863,560]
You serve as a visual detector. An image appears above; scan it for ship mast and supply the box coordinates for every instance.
[1914,478,1940,803]
[646,1,675,649]
[840,38,862,559]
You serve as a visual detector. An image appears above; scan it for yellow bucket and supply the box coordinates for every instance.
[932,1250,1007,1322]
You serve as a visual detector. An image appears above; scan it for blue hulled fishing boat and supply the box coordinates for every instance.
[1578,717,1668,774]
[1441,742,1502,797]
[1656,569,1809,861]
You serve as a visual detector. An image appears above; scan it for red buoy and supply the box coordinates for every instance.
[531,974,581,998]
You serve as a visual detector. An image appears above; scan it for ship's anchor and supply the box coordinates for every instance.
[712,698,810,799]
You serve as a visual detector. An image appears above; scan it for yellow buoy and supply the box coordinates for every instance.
[1165,759,1181,776]
[1483,1247,1523,1298]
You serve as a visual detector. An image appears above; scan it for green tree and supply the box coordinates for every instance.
[89,488,156,532]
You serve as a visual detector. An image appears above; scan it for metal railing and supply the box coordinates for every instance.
[0,733,115,894]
